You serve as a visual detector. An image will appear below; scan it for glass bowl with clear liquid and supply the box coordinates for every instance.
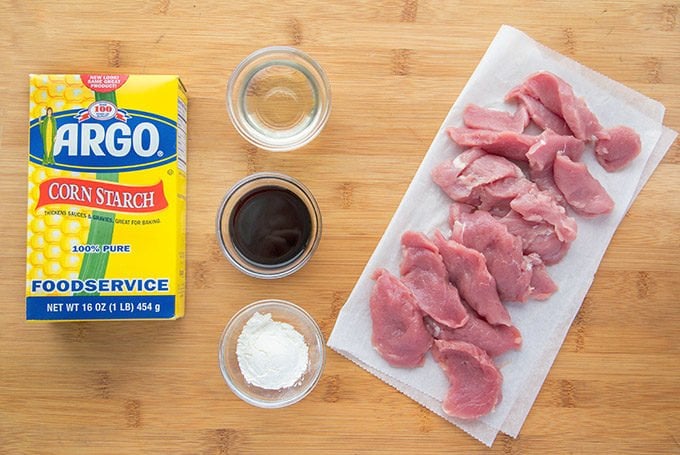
[227,46,331,152]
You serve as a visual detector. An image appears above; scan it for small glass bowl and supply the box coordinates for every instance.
[216,172,322,279]
[218,299,326,408]
[226,46,331,152]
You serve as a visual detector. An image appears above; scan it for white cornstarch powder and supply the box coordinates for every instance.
[236,312,310,390]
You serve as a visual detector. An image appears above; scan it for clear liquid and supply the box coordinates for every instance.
[243,63,317,138]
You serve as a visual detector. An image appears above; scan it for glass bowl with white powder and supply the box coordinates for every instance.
[218,299,325,408]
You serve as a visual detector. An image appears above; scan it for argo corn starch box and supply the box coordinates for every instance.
[26,74,187,321]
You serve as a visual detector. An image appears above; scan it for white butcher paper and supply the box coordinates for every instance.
[328,24,678,447]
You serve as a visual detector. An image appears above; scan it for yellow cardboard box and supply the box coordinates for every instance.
[26,74,187,321]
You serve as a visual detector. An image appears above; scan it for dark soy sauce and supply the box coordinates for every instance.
[229,186,312,267]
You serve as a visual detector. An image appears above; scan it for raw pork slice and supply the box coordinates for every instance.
[425,304,522,357]
[510,184,578,243]
[498,210,571,265]
[526,253,558,299]
[511,71,603,140]
[432,149,521,203]
[594,126,642,171]
[433,231,511,326]
[477,176,533,217]
[506,89,573,136]
[529,166,566,207]
[553,154,615,217]
[370,269,433,368]
[432,340,503,419]
[463,104,529,133]
[400,231,468,329]
[526,129,585,172]
[446,127,539,161]
[431,148,487,202]
[525,130,586,207]
[449,204,532,302]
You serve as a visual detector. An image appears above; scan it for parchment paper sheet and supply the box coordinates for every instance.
[328,25,677,446]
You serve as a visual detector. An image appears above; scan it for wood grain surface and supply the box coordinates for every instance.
[1,1,679,453]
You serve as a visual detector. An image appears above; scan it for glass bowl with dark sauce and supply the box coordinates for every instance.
[217,172,322,279]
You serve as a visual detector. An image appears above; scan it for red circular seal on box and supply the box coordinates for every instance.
[80,74,129,93]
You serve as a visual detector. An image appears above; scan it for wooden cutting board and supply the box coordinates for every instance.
[1,1,678,453]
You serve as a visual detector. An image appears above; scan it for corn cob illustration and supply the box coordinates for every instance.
[27,75,95,289]
[27,76,122,292]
